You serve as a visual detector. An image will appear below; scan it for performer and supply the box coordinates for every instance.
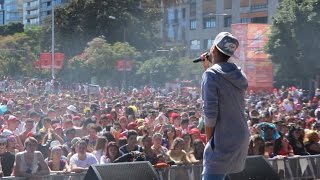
[195,32,249,180]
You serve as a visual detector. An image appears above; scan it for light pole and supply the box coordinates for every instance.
[108,15,126,42]
[51,0,55,79]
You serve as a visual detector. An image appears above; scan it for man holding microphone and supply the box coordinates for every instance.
[194,32,249,180]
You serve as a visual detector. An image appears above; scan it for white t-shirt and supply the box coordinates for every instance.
[70,153,98,168]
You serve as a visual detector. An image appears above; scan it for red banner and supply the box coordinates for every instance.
[231,23,273,92]
[116,60,133,71]
[39,53,64,69]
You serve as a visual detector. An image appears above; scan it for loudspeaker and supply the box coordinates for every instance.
[84,161,160,180]
[226,156,280,180]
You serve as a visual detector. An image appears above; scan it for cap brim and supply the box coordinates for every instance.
[193,59,203,63]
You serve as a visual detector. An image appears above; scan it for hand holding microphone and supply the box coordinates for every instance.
[193,52,213,70]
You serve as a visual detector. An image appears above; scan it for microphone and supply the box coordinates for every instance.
[193,52,210,63]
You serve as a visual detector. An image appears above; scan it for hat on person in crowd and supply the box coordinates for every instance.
[127,122,138,130]
[189,128,201,136]
[6,115,20,124]
[67,105,77,113]
[71,137,81,148]
[170,112,181,119]
[50,140,61,150]
[72,116,81,121]
[52,123,62,130]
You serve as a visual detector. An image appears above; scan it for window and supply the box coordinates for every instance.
[27,19,30,23]
[241,18,250,23]
[47,11,52,15]
[251,16,268,23]
[224,16,232,27]
[190,40,200,50]
[190,19,197,30]
[224,0,232,9]
[27,11,30,15]
[190,2,196,17]
[203,18,216,29]
[174,9,178,19]
[182,8,186,19]
[251,4,268,10]
[47,2,51,6]
[204,39,214,49]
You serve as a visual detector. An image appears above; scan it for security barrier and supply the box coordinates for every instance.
[2,155,320,180]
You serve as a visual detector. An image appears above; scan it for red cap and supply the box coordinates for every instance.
[72,116,81,121]
[189,128,201,135]
[127,122,138,130]
[52,123,62,130]
[7,115,20,123]
[170,113,180,119]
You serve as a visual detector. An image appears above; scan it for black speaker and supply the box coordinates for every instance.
[226,156,280,180]
[84,161,160,180]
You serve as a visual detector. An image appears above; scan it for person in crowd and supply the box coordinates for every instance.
[93,136,107,163]
[84,124,101,152]
[47,146,70,173]
[248,134,265,156]
[63,128,76,152]
[151,133,169,159]
[69,140,98,173]
[6,135,19,155]
[119,130,143,155]
[67,137,81,163]
[264,141,276,158]
[304,130,320,155]
[182,133,193,156]
[100,142,120,164]
[287,125,309,155]
[0,135,15,176]
[189,139,205,164]
[19,118,34,144]
[141,135,157,164]
[167,138,190,164]
[162,125,176,150]
[13,137,50,178]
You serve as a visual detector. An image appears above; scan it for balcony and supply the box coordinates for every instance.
[25,13,39,19]
[250,4,268,12]
[25,4,39,11]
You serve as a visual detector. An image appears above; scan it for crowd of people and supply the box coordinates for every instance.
[0,78,318,179]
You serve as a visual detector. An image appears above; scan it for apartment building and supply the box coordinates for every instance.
[0,0,23,25]
[163,0,279,56]
[23,0,69,25]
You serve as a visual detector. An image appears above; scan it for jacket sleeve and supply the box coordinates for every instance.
[201,71,219,128]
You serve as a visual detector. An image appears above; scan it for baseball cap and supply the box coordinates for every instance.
[193,32,239,63]
[213,32,239,57]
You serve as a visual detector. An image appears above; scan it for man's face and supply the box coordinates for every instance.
[127,135,137,146]
[25,122,34,131]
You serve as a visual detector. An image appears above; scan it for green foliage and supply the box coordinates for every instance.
[137,57,179,86]
[67,36,141,84]
[0,23,24,36]
[0,33,37,77]
[50,0,162,57]
[266,0,320,86]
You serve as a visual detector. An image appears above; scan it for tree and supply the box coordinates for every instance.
[0,23,24,36]
[0,33,37,77]
[266,0,320,87]
[67,36,140,85]
[48,0,162,58]
[137,56,180,87]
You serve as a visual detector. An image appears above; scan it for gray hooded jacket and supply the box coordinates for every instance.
[201,62,249,174]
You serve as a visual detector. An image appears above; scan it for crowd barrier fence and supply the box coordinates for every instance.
[2,155,320,180]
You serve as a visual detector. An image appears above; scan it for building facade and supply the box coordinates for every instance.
[23,0,69,26]
[0,0,23,25]
[163,0,279,56]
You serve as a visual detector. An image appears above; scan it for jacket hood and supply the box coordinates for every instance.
[211,62,248,91]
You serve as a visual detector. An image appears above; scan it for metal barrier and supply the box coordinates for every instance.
[1,155,320,180]
[1,172,86,180]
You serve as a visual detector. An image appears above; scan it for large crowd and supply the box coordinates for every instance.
[0,78,318,178]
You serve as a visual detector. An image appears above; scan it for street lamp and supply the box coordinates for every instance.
[108,16,126,42]
[51,0,55,79]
